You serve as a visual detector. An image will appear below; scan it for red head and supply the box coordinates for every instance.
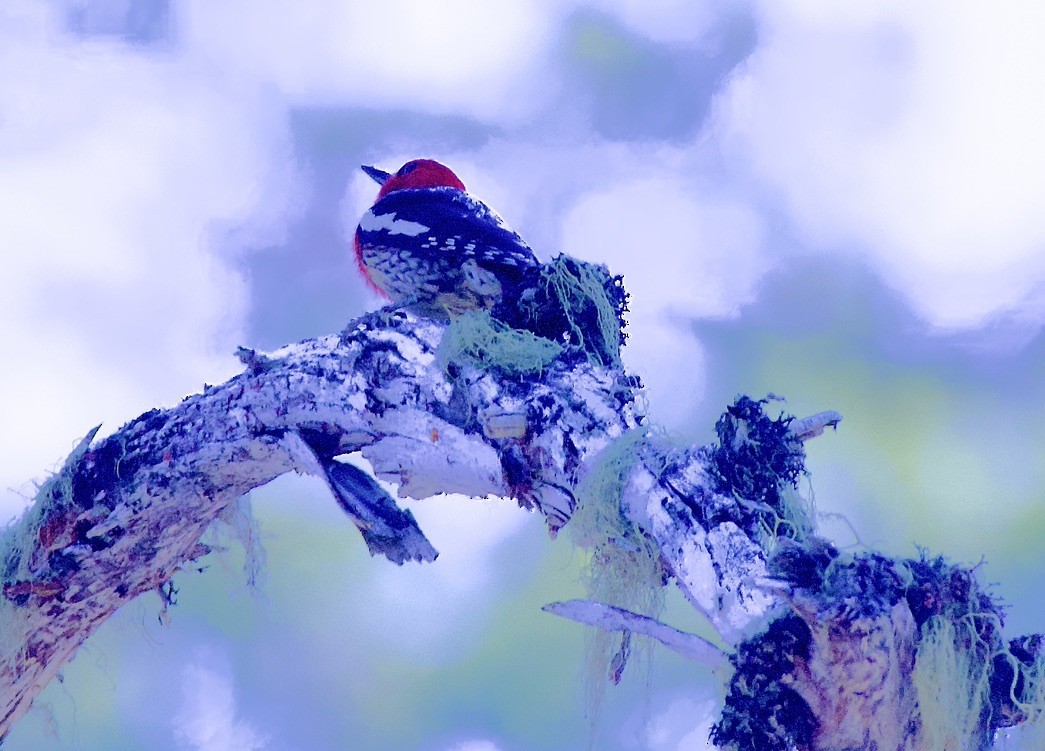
[362,159,466,200]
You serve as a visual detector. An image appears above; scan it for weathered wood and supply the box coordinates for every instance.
[0,310,643,738]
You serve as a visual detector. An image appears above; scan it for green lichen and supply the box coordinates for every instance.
[532,255,625,368]
[1012,649,1045,744]
[569,430,663,723]
[914,615,992,751]
[209,494,266,589]
[0,427,99,662]
[436,310,562,376]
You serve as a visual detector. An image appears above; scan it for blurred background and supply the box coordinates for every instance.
[3,1,1045,748]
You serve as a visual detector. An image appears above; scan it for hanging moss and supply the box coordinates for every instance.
[535,254,626,368]
[900,555,1045,742]
[436,309,563,376]
[798,549,1038,745]
[210,495,266,589]
[499,254,627,368]
[0,427,100,662]
[568,430,663,722]
[996,639,1045,744]
[914,615,993,751]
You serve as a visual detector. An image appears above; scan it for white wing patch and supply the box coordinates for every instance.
[360,210,430,237]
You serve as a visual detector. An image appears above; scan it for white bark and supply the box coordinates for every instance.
[0,310,642,737]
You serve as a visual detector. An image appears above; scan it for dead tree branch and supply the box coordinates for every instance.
[0,309,1040,750]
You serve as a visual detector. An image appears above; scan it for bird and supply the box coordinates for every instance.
[354,158,540,318]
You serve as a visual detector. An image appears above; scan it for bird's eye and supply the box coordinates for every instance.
[397,163,418,176]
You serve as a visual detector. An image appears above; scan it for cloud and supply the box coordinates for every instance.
[561,172,767,430]
[714,0,1045,329]
[176,659,268,751]
[444,741,501,751]
[641,697,717,750]
[585,0,743,45]
[180,0,749,125]
[362,490,532,661]
[0,2,302,519]
[561,176,767,320]
[178,0,564,122]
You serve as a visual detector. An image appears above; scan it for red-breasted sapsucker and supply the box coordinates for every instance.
[354,158,539,317]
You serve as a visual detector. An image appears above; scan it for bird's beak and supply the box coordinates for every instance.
[361,165,392,185]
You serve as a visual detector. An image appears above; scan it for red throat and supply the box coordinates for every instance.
[353,232,390,297]
[376,159,466,199]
